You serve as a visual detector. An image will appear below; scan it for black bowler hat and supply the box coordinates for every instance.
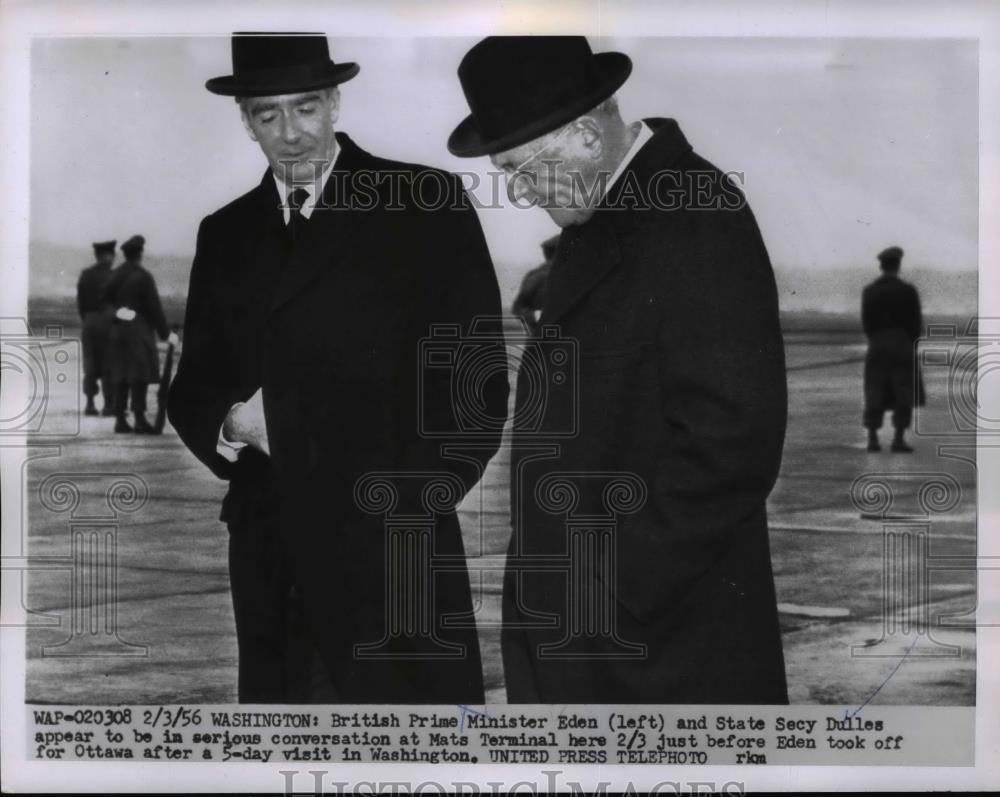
[121,235,145,257]
[92,240,116,256]
[448,36,632,157]
[205,32,359,97]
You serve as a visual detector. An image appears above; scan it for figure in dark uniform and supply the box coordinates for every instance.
[103,235,175,434]
[511,234,558,335]
[862,246,925,452]
[76,240,117,416]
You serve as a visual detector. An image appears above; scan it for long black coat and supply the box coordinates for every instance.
[862,273,925,419]
[503,118,789,703]
[167,133,507,703]
[77,262,113,317]
[77,262,114,380]
[103,260,169,384]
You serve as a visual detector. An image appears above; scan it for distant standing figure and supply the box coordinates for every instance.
[103,235,176,434]
[862,246,925,452]
[77,239,117,416]
[511,234,559,334]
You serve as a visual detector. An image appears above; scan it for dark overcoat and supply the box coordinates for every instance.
[77,262,114,381]
[502,118,789,704]
[103,261,169,384]
[861,273,925,422]
[511,261,551,335]
[167,133,507,703]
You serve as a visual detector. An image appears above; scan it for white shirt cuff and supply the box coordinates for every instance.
[217,403,248,462]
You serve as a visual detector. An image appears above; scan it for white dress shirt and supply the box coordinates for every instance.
[604,120,654,196]
[272,142,340,224]
[216,144,340,462]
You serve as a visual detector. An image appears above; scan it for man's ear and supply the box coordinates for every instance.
[327,87,341,125]
[239,105,259,143]
[576,116,604,160]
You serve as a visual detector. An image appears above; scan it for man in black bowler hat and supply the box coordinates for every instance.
[168,33,507,703]
[450,36,788,703]
[862,246,925,453]
[77,239,117,416]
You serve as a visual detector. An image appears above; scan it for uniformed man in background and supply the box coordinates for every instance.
[76,239,117,416]
[862,245,925,453]
[103,235,176,433]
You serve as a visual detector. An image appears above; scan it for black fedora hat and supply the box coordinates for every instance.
[448,36,632,158]
[205,32,359,97]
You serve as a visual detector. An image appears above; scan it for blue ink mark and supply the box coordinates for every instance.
[457,704,489,732]
[844,635,919,720]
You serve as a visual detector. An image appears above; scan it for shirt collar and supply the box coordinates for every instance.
[604,121,654,196]
[272,140,340,224]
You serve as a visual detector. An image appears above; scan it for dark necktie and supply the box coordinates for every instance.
[286,187,310,244]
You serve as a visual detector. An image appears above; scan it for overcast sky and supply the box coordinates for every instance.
[30,36,977,279]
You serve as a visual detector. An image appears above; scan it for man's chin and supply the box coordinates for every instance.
[546,208,593,228]
[274,160,326,184]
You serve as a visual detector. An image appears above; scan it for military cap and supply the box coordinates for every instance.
[121,235,145,256]
[92,240,116,256]
[877,246,904,262]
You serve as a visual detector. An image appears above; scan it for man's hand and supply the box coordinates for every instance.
[167,331,180,347]
[222,388,270,455]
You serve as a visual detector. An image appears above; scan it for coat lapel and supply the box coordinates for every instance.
[540,215,620,325]
[542,118,691,323]
[245,171,287,288]
[537,118,692,327]
[268,133,371,315]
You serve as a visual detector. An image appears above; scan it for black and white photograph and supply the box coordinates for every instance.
[1,0,997,792]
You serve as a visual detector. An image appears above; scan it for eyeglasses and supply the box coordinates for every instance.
[501,124,575,201]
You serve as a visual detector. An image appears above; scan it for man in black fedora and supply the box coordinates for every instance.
[450,36,788,703]
[76,239,117,416]
[862,246,925,452]
[168,33,507,703]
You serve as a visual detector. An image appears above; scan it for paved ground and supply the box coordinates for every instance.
[17,321,976,705]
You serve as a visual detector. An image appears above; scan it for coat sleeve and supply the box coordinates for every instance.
[401,178,509,503]
[167,216,256,480]
[612,205,788,624]
[76,274,85,319]
[143,272,170,340]
[907,284,923,341]
[861,284,874,338]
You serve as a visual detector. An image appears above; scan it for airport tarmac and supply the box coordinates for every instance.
[15,322,976,706]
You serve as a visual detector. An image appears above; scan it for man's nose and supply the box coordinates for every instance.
[507,172,536,205]
[280,114,302,143]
